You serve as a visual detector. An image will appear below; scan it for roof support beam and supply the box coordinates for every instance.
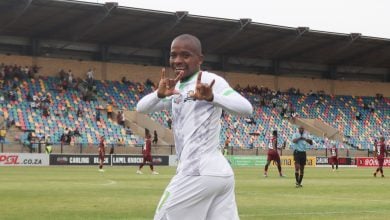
[30,38,39,56]
[136,11,188,48]
[385,70,390,82]
[324,65,337,79]
[270,26,309,59]
[72,2,118,41]
[56,2,117,50]
[208,18,251,53]
[0,0,32,34]
[271,60,280,75]
[325,33,362,64]
[98,44,109,61]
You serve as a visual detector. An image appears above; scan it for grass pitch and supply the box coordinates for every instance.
[0,166,389,220]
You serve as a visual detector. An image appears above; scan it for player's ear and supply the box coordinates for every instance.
[198,54,204,65]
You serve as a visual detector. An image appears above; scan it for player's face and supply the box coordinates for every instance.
[170,39,203,80]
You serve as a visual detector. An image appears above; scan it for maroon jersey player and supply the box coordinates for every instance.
[264,130,285,177]
[137,132,158,174]
[373,136,388,178]
[329,144,338,171]
[98,136,105,172]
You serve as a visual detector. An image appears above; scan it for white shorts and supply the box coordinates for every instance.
[154,174,239,220]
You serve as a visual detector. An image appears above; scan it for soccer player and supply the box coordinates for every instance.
[137,132,158,175]
[373,136,387,178]
[329,143,338,171]
[264,130,285,177]
[98,136,105,172]
[137,34,253,220]
[291,126,313,188]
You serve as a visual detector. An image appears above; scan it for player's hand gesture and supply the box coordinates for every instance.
[191,71,215,102]
[157,68,183,98]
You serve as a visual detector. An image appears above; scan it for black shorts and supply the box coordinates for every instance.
[294,150,306,166]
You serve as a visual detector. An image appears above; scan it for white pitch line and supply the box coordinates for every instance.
[100,179,117,186]
[280,194,390,203]
[240,210,388,217]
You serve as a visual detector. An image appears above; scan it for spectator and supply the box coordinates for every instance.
[27,131,34,153]
[95,109,101,122]
[45,135,52,154]
[77,106,82,118]
[355,111,361,120]
[106,103,113,119]
[125,126,133,135]
[0,126,6,143]
[244,117,255,125]
[117,110,125,127]
[167,118,172,129]
[152,130,158,144]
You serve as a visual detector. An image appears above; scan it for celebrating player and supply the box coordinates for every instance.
[137,34,252,220]
[264,130,285,177]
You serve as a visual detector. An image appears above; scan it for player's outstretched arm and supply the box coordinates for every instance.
[137,68,182,113]
[196,72,252,116]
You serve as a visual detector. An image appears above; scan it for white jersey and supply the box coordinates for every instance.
[137,71,252,176]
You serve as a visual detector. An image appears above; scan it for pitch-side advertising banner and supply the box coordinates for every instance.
[0,153,49,166]
[49,154,169,166]
[279,156,316,167]
[227,156,267,167]
[356,157,390,167]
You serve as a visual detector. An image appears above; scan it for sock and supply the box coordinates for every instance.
[299,175,304,184]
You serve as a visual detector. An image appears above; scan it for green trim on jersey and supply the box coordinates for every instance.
[161,97,171,102]
[179,71,199,90]
[157,190,171,211]
[223,88,235,96]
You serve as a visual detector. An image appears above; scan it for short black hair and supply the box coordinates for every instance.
[272,130,277,136]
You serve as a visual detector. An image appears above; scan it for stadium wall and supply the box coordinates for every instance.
[1,54,389,97]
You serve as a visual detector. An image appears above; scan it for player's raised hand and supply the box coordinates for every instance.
[157,68,183,98]
[190,72,215,101]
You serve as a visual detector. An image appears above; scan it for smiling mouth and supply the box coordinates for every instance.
[174,68,185,74]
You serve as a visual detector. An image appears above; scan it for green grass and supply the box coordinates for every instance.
[0,166,389,220]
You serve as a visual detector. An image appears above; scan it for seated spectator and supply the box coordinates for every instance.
[73,127,81,137]
[117,138,125,146]
[244,117,255,125]
[125,126,133,135]
[355,111,361,120]
[167,118,172,129]
[95,109,101,122]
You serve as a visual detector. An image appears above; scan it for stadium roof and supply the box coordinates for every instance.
[0,0,389,81]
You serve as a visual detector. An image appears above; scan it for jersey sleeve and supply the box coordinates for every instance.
[210,75,253,116]
[136,91,172,113]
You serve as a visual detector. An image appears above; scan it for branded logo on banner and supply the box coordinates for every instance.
[0,153,49,166]
[280,156,316,167]
[49,154,169,166]
[356,157,390,167]
[227,156,267,167]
